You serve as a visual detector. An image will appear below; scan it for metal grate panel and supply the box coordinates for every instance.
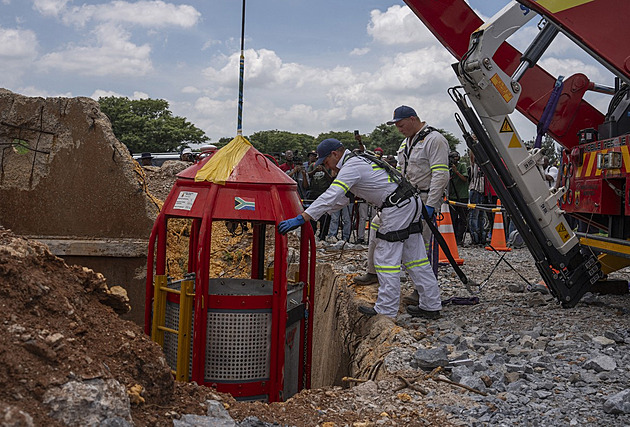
[205,310,272,382]
[163,300,179,369]
[162,279,194,374]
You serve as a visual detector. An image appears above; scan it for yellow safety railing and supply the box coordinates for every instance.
[151,275,194,382]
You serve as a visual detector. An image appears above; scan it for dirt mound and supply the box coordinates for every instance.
[143,160,194,201]
[0,227,221,426]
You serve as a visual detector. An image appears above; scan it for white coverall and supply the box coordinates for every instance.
[304,149,441,317]
[365,126,450,275]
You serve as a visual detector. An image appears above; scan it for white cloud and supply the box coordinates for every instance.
[0,27,39,86]
[33,0,69,17]
[13,1,572,145]
[364,46,456,94]
[132,91,149,99]
[188,96,237,139]
[190,37,461,141]
[350,47,369,56]
[17,86,71,98]
[181,86,200,94]
[202,39,221,51]
[166,4,540,142]
[539,57,608,84]
[37,24,152,76]
[60,0,200,28]
[0,27,38,61]
[368,5,435,48]
[203,49,294,88]
[91,89,124,100]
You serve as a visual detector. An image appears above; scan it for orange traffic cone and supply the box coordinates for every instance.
[485,199,511,251]
[437,201,464,265]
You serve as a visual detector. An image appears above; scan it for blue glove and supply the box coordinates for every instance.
[425,205,435,218]
[278,214,305,234]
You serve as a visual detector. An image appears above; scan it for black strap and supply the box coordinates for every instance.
[376,220,422,242]
[381,184,415,209]
[342,151,370,166]
[421,204,469,286]
[402,126,435,176]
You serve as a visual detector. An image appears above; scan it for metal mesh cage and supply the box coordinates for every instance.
[205,310,272,382]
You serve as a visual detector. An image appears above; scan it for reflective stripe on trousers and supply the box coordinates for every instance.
[373,199,441,317]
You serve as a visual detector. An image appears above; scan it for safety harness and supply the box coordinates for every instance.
[343,151,422,242]
[347,147,473,290]
[400,126,436,176]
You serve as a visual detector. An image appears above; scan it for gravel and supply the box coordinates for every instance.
[382,245,630,426]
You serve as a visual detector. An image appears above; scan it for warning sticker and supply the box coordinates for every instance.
[173,191,198,211]
[556,222,571,243]
[490,74,513,103]
[500,118,513,133]
[508,134,522,148]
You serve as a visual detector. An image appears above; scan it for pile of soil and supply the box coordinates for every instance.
[0,228,221,426]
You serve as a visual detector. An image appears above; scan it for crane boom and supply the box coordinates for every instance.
[404,0,605,150]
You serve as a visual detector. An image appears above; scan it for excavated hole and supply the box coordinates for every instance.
[295,260,396,390]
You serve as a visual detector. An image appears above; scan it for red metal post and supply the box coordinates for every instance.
[191,185,218,385]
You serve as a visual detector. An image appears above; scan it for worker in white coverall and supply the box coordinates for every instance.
[353,106,449,307]
[278,138,442,319]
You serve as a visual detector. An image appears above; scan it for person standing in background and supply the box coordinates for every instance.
[448,151,468,245]
[353,106,449,307]
[306,159,333,240]
[281,150,309,201]
[543,156,558,188]
[468,151,486,246]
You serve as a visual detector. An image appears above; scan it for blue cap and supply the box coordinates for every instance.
[314,138,343,167]
[386,105,417,125]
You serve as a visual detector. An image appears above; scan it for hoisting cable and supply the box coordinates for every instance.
[237,0,246,136]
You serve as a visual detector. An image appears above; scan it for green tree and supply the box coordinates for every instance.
[368,124,461,155]
[247,130,315,159]
[315,131,363,152]
[368,124,403,154]
[98,96,209,153]
[438,128,462,153]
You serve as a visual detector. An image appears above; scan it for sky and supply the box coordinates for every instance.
[0,0,614,152]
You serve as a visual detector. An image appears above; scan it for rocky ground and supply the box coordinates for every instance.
[2,159,630,426]
[352,243,630,426]
[285,237,630,427]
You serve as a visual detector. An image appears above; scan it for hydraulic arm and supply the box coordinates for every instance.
[449,2,602,307]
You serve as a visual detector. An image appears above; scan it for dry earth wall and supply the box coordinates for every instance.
[0,89,158,325]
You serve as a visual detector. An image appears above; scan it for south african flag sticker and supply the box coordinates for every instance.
[235,196,255,211]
